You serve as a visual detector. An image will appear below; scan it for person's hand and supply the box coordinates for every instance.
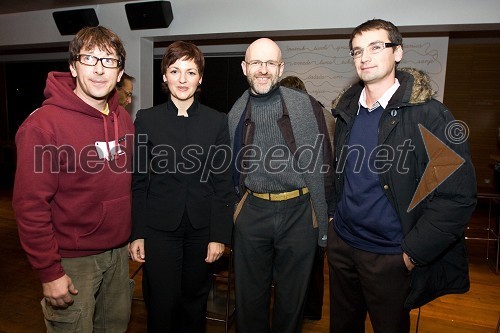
[206,242,225,263]
[129,239,146,262]
[403,252,415,271]
[42,274,78,308]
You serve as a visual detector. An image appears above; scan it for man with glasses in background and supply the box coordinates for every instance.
[327,19,476,332]
[12,26,134,332]
[228,38,333,333]
[116,72,134,108]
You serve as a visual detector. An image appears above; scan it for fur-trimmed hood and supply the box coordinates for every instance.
[332,67,436,110]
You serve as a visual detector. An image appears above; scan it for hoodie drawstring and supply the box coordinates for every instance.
[101,113,121,160]
[113,112,120,159]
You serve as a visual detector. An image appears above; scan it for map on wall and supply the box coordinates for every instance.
[276,37,449,108]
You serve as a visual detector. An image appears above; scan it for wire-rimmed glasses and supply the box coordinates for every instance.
[349,42,399,59]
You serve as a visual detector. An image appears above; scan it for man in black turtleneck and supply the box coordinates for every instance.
[228,38,333,333]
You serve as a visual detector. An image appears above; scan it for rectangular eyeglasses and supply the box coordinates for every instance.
[245,60,283,69]
[74,54,121,68]
[349,42,399,59]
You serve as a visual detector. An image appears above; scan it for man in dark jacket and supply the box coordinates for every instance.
[327,19,476,333]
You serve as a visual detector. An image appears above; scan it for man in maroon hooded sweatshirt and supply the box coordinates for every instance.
[12,26,134,332]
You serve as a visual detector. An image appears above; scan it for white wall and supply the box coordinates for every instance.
[1,0,499,114]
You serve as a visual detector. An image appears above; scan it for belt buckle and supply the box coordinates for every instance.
[274,190,298,201]
[248,188,306,201]
[272,192,288,201]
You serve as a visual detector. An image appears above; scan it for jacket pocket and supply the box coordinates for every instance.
[404,240,470,310]
[41,298,83,332]
[77,195,131,250]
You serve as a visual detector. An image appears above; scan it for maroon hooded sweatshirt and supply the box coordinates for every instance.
[12,72,134,283]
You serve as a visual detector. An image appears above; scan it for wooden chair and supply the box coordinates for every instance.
[206,246,236,333]
[130,263,144,302]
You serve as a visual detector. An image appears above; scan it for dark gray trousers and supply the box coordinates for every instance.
[234,193,317,333]
[327,224,411,333]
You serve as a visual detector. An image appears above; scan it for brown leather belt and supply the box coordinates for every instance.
[247,188,309,201]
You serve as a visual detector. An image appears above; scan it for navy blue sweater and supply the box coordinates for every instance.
[334,105,403,254]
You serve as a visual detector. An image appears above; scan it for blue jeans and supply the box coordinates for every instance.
[41,245,131,333]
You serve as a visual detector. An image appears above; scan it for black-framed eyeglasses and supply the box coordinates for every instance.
[349,42,399,59]
[74,54,122,68]
[245,60,283,69]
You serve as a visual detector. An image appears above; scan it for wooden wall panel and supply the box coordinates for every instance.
[444,44,500,191]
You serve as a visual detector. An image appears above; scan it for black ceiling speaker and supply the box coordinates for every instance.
[52,8,99,36]
[125,1,174,30]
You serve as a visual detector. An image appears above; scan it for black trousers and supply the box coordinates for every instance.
[304,245,325,319]
[143,212,211,333]
[234,193,317,333]
[327,223,411,333]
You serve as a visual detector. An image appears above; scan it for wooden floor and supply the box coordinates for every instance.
[0,188,498,333]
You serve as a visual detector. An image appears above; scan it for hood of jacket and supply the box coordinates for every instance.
[332,67,436,111]
[41,71,128,160]
[42,71,123,119]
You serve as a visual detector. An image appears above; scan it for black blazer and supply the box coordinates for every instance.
[131,97,234,244]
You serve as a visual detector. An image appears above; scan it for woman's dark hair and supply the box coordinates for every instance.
[161,41,205,93]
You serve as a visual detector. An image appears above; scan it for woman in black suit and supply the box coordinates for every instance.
[129,41,234,333]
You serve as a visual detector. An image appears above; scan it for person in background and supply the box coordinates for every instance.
[228,38,333,333]
[12,26,134,332]
[279,75,335,321]
[116,72,134,108]
[328,18,477,333]
[129,41,234,333]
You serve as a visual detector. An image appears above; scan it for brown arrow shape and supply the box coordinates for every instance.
[407,124,465,212]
